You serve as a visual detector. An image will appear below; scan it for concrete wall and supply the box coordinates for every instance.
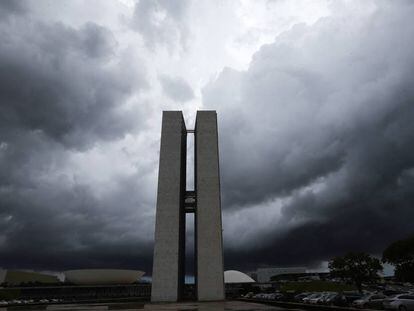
[195,111,225,301]
[151,111,187,302]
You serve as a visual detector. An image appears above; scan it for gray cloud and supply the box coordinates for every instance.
[0,0,27,18]
[131,0,190,50]
[204,2,414,269]
[159,75,194,102]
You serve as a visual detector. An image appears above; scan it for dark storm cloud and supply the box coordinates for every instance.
[0,5,153,272]
[159,75,194,102]
[203,2,414,270]
[0,128,156,272]
[0,160,154,271]
[0,17,147,149]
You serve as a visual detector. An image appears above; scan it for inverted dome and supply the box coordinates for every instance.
[224,270,255,284]
[64,269,145,285]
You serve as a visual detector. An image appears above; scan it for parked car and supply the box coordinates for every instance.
[303,293,323,304]
[352,293,387,309]
[319,292,338,304]
[326,293,348,306]
[255,293,275,300]
[294,292,311,302]
[383,290,408,297]
[383,294,414,310]
[309,292,330,304]
[262,293,273,300]
[243,292,254,298]
[344,291,364,303]
[269,293,285,300]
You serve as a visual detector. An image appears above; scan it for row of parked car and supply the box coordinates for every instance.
[296,291,348,305]
[0,298,63,306]
[354,293,414,310]
[245,291,357,306]
[245,289,414,310]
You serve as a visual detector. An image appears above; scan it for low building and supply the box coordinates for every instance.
[224,270,255,298]
[64,269,145,285]
[0,284,151,300]
[256,267,307,283]
[0,269,59,286]
[270,272,331,282]
[224,270,255,284]
[0,269,149,301]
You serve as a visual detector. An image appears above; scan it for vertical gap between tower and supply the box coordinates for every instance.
[186,133,194,191]
[185,213,195,286]
[185,129,196,300]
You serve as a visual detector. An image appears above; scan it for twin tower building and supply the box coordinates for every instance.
[151,111,225,302]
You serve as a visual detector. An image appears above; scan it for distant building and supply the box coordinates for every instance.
[270,272,331,282]
[64,269,145,285]
[0,269,59,286]
[224,270,255,299]
[256,267,307,283]
[0,269,149,301]
[247,271,257,281]
[224,270,255,284]
[0,284,151,300]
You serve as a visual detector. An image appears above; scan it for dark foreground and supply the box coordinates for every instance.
[0,300,300,311]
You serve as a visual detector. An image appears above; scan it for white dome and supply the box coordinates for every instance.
[64,269,145,285]
[224,270,255,284]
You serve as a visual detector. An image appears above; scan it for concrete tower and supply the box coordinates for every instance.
[151,111,224,302]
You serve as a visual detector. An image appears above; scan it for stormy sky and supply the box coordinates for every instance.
[1,0,414,276]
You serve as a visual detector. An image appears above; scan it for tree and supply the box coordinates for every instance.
[383,235,414,282]
[329,252,383,293]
